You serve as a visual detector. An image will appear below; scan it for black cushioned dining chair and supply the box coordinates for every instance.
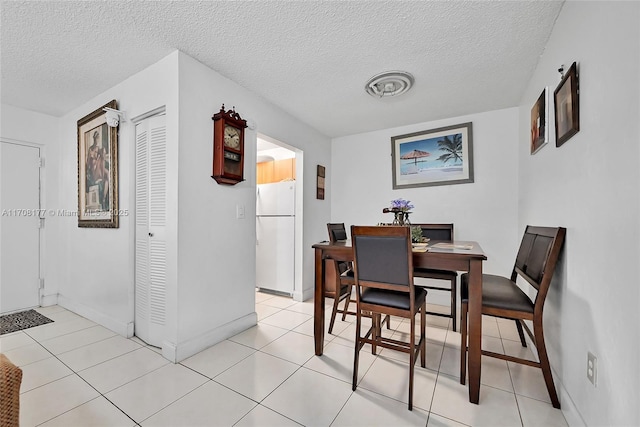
[351,225,427,410]
[412,223,459,331]
[326,223,391,333]
[326,223,356,334]
[459,225,566,409]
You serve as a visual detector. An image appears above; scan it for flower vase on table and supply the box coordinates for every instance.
[382,198,414,226]
[393,210,411,226]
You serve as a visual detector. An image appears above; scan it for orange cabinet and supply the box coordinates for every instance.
[256,161,273,184]
[256,158,295,184]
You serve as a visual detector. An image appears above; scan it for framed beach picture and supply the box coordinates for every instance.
[530,87,548,154]
[554,62,579,147]
[391,122,474,189]
[77,100,119,228]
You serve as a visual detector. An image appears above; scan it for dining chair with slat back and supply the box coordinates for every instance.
[327,223,392,333]
[325,223,356,334]
[459,225,566,408]
[412,223,459,331]
[351,225,427,410]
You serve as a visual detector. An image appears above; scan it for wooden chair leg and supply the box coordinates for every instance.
[352,308,361,391]
[451,277,457,332]
[371,313,380,355]
[328,295,340,334]
[409,312,416,411]
[341,285,352,321]
[420,303,426,368]
[460,301,468,385]
[515,319,527,347]
[534,320,561,409]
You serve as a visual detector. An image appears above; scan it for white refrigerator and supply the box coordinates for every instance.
[256,181,295,294]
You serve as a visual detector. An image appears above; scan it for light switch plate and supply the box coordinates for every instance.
[587,352,597,386]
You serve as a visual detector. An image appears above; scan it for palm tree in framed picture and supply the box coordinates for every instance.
[436,134,463,164]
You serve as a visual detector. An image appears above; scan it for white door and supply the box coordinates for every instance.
[135,115,167,347]
[1,142,41,313]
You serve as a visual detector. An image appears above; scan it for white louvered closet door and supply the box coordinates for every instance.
[135,115,167,347]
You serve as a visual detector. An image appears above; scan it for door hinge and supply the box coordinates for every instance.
[39,217,45,229]
[39,278,45,289]
[38,157,45,168]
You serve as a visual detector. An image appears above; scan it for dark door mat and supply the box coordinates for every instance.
[0,309,54,335]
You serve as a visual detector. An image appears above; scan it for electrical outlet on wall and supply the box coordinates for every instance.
[587,352,597,386]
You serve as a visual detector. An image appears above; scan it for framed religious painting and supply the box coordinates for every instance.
[391,122,474,189]
[77,100,119,228]
[554,62,580,147]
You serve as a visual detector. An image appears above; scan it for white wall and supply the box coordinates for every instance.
[172,53,331,360]
[54,52,180,336]
[517,2,640,426]
[331,108,521,279]
[0,105,60,305]
[0,105,59,143]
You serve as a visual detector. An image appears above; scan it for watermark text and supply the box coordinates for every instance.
[1,208,129,217]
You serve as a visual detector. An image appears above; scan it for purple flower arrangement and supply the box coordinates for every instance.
[389,198,414,212]
[381,199,414,226]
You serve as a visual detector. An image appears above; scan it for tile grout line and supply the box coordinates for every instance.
[426,322,452,424]
[21,333,141,427]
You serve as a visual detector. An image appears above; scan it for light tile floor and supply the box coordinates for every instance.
[1,294,568,426]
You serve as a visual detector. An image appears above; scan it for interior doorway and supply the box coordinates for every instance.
[1,140,42,313]
[255,135,304,302]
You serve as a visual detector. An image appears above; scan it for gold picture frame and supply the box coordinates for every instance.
[77,100,119,228]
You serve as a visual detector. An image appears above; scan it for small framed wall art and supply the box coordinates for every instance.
[530,87,548,154]
[317,165,325,200]
[77,100,119,228]
[554,62,580,147]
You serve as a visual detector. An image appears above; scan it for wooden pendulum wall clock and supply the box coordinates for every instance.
[212,104,248,185]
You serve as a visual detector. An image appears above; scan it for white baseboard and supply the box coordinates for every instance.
[167,312,258,363]
[162,341,177,363]
[292,289,305,302]
[40,293,58,307]
[57,295,132,337]
[301,287,315,302]
[521,325,585,427]
[558,377,586,427]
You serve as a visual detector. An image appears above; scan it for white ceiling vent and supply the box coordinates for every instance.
[365,71,414,98]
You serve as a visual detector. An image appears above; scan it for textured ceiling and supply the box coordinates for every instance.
[1,1,563,137]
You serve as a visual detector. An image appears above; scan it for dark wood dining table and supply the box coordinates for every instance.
[312,239,487,404]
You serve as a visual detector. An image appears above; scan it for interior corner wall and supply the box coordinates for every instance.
[0,105,61,305]
[54,52,180,337]
[517,2,640,426]
[331,108,520,278]
[174,52,331,360]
